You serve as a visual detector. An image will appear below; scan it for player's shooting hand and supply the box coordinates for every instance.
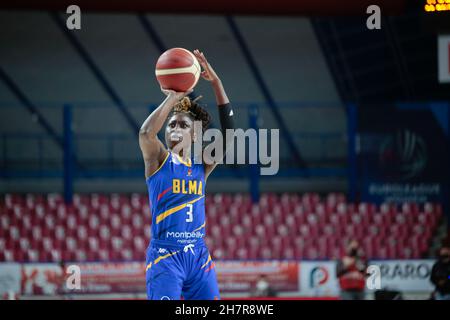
[161,87,193,100]
[193,49,220,83]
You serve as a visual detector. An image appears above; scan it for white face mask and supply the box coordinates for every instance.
[256,279,269,291]
[170,131,183,142]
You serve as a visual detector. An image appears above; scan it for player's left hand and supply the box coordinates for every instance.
[193,49,220,83]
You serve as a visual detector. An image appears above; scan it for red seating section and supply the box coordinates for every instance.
[0,193,442,263]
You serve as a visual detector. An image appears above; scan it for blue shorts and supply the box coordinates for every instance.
[145,239,220,300]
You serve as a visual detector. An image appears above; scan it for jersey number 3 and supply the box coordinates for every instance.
[186,203,193,222]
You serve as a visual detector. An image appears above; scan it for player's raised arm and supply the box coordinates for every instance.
[193,49,235,179]
[139,88,192,178]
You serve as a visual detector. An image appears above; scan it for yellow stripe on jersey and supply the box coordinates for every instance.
[193,222,206,232]
[147,151,170,179]
[173,153,192,167]
[201,255,212,269]
[154,251,179,264]
[146,251,179,272]
[156,195,204,224]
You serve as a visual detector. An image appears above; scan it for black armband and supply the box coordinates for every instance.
[218,103,235,132]
[217,103,235,162]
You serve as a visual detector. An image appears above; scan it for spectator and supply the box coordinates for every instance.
[336,240,368,300]
[57,260,67,298]
[430,245,450,300]
[252,275,277,297]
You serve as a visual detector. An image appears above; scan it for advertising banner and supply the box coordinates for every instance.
[77,262,146,294]
[370,259,435,292]
[215,260,299,293]
[356,104,449,204]
[298,261,339,297]
[299,260,435,296]
[21,262,146,295]
[21,263,64,295]
[0,263,21,295]
[0,259,436,296]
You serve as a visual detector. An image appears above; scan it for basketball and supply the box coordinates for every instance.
[3,4,450,307]
[155,48,201,92]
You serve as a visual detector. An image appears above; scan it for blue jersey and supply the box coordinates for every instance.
[145,151,219,300]
[146,151,206,246]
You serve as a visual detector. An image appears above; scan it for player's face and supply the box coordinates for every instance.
[165,113,195,151]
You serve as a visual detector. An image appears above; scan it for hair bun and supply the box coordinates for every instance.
[170,95,211,130]
[174,97,191,113]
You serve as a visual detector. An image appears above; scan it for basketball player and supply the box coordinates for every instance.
[139,49,234,300]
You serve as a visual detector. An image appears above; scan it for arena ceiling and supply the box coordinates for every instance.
[0,0,406,15]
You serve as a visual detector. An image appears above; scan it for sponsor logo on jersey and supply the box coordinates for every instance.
[158,248,168,254]
[172,179,203,195]
[166,231,204,239]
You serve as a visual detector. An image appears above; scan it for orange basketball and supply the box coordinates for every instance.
[155,48,201,92]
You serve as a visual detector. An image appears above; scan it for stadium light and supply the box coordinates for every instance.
[424,0,450,12]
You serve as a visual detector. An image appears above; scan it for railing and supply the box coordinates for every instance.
[0,133,347,177]
[0,101,348,180]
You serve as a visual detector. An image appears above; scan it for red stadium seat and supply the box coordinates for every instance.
[98,250,110,261]
[11,250,24,262]
[234,247,247,260]
[282,247,295,260]
[259,246,273,259]
[0,193,443,262]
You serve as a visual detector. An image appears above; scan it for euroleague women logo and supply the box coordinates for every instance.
[379,129,427,180]
[309,266,329,288]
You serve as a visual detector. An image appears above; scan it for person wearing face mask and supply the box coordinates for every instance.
[253,274,277,298]
[336,240,368,300]
[430,244,450,300]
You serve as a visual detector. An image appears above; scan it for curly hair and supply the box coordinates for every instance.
[171,96,211,130]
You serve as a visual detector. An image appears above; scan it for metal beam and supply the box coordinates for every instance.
[0,66,90,175]
[63,104,74,204]
[346,103,357,202]
[137,14,166,53]
[226,16,307,167]
[0,66,63,148]
[0,0,407,15]
[137,14,199,102]
[50,12,140,134]
[311,18,348,103]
